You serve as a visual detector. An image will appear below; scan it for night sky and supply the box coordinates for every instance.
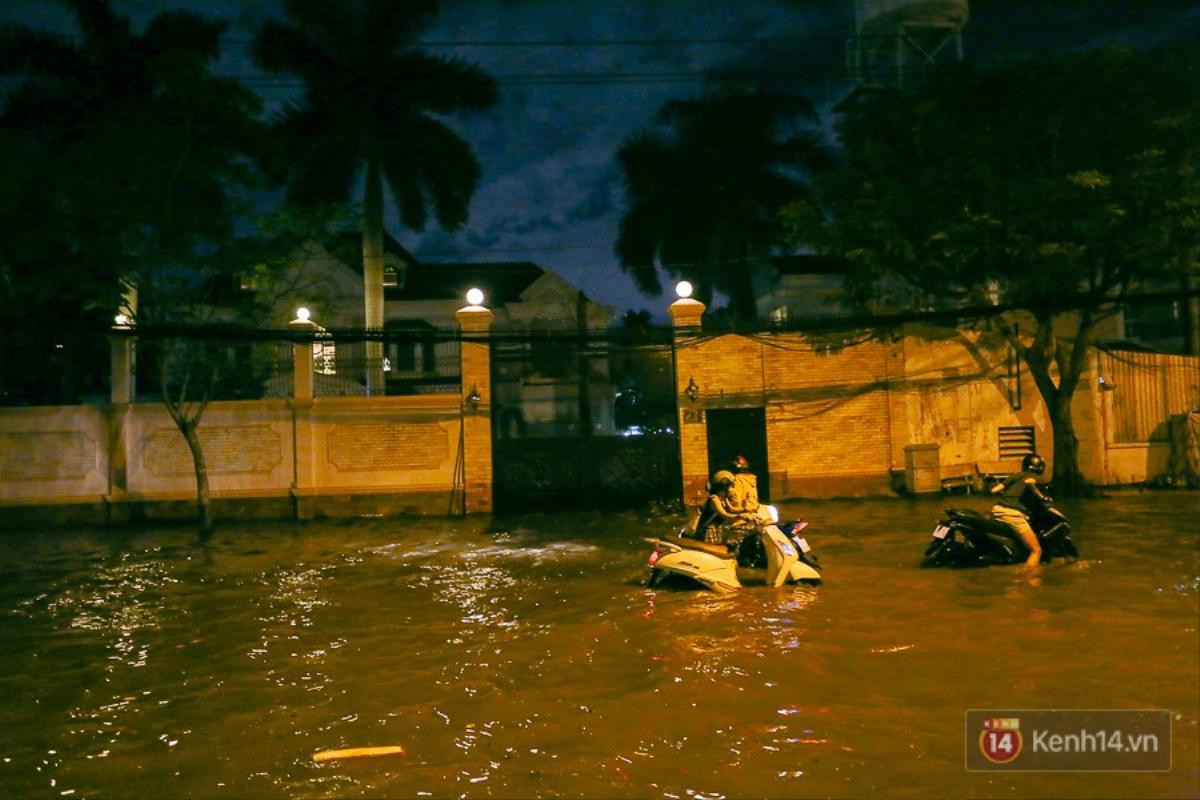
[3,0,1198,317]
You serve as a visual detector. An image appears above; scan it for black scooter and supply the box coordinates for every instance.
[922,497,1078,567]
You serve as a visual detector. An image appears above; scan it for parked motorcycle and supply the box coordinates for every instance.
[643,506,822,592]
[922,497,1078,567]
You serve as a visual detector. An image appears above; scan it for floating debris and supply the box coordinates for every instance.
[312,746,405,763]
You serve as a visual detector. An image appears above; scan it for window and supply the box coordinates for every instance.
[313,336,336,375]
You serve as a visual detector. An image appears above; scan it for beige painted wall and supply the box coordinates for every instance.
[669,300,1195,499]
[0,393,468,515]
[0,405,111,502]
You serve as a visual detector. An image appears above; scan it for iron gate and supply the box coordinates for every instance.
[490,326,680,511]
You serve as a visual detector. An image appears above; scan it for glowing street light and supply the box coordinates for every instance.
[675,280,693,299]
[466,287,485,307]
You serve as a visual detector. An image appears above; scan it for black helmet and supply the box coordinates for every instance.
[731,454,750,472]
[1022,453,1046,475]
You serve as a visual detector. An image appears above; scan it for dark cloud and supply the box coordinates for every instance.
[3,0,1197,317]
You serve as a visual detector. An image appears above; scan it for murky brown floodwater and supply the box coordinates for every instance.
[0,493,1196,799]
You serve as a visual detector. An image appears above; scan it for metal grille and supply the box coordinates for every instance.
[998,425,1036,458]
[1101,349,1198,443]
[302,337,462,397]
[136,337,293,402]
[489,327,680,510]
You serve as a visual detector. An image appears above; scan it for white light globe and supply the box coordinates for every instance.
[294,307,311,322]
[114,313,130,326]
[675,280,693,299]
[466,288,485,306]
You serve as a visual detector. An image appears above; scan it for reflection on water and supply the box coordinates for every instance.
[0,494,1196,799]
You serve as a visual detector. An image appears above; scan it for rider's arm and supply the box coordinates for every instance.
[990,474,1018,495]
[706,494,740,521]
[1019,477,1052,510]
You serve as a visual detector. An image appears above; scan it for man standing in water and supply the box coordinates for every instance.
[989,453,1051,566]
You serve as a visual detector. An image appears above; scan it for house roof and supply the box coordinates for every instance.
[771,254,849,276]
[323,231,419,271]
[384,261,545,305]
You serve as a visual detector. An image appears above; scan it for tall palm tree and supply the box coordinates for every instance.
[252,0,498,394]
[616,86,831,322]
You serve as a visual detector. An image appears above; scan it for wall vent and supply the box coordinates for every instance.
[998,425,1036,458]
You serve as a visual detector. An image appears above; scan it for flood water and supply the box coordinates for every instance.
[0,493,1196,799]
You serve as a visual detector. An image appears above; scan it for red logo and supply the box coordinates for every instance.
[979,718,1023,764]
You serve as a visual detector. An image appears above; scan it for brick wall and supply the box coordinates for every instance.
[670,301,1075,498]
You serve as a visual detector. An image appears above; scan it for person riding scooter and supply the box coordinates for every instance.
[694,470,759,546]
[988,453,1052,566]
[725,455,760,516]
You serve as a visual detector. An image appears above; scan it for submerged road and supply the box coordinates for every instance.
[0,492,1196,798]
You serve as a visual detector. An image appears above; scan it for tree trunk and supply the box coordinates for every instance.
[363,155,386,396]
[1049,394,1085,497]
[180,420,213,534]
[1183,268,1199,357]
[1019,314,1093,498]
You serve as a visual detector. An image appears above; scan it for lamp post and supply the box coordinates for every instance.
[456,288,495,513]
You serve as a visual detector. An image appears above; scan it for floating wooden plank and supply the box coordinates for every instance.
[312,746,405,763]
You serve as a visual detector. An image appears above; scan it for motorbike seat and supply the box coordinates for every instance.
[674,537,737,560]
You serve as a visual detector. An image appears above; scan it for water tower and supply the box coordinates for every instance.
[847,0,969,88]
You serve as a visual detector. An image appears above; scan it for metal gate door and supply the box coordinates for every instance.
[490,327,680,511]
[705,407,770,501]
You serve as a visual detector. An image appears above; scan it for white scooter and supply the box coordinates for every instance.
[643,505,822,592]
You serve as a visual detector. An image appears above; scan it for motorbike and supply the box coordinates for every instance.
[922,497,1078,567]
[643,505,822,592]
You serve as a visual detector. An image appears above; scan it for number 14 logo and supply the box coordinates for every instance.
[980,718,1023,764]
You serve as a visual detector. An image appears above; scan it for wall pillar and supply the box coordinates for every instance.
[106,333,135,501]
[1074,348,1111,485]
[109,334,134,405]
[456,303,495,513]
[669,296,709,506]
[289,326,317,517]
[292,338,313,402]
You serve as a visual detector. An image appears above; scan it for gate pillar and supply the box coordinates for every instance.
[669,295,709,506]
[457,301,495,513]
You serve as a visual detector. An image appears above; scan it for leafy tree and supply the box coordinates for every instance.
[251,0,498,394]
[129,213,333,533]
[616,86,831,322]
[787,42,1199,495]
[1,0,268,529]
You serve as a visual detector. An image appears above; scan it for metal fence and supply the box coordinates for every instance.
[131,330,463,402]
[1101,348,1200,443]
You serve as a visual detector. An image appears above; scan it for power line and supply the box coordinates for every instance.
[0,67,834,88]
[20,16,1198,51]
[216,68,829,88]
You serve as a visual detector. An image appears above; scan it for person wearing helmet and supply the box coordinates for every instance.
[725,455,760,517]
[988,453,1051,565]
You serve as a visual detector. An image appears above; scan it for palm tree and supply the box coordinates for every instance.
[616,86,831,322]
[252,0,498,394]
